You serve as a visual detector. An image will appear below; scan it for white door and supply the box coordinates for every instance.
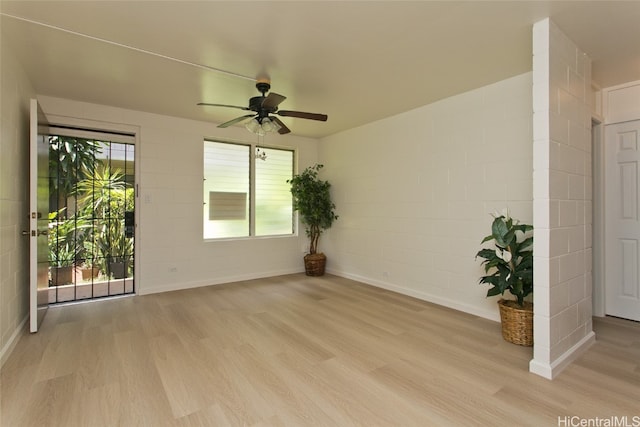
[28,99,50,332]
[605,120,640,321]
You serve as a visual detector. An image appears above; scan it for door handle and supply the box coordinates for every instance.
[21,230,30,236]
[37,230,48,236]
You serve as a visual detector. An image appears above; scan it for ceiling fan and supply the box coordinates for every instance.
[198,79,328,135]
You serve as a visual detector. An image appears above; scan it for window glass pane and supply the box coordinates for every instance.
[255,147,294,236]
[203,141,249,238]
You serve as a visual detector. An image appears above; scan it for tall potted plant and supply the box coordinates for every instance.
[476,212,533,346]
[48,242,77,285]
[96,218,134,279]
[288,164,338,276]
[48,209,87,286]
[76,166,134,279]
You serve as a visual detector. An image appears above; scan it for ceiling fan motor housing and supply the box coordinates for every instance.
[250,81,278,117]
[249,96,276,114]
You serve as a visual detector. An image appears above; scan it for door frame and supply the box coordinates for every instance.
[595,81,640,318]
[594,117,640,319]
[592,118,606,317]
[601,119,640,320]
[40,113,141,296]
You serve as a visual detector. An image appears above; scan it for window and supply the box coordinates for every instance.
[203,140,294,239]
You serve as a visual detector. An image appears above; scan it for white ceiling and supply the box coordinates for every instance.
[2,1,640,138]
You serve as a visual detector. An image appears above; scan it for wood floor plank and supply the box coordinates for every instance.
[16,372,79,427]
[174,403,235,427]
[228,343,334,426]
[250,311,335,363]
[273,350,362,426]
[112,329,176,425]
[34,319,84,382]
[69,380,122,427]
[1,273,639,426]
[149,332,218,419]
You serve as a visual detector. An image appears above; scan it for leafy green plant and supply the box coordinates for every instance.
[75,165,127,218]
[93,220,132,278]
[75,165,134,278]
[81,239,98,270]
[49,136,102,210]
[48,242,78,268]
[96,219,133,261]
[48,208,89,267]
[287,164,338,255]
[476,213,533,307]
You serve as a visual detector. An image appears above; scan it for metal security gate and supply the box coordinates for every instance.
[46,128,135,304]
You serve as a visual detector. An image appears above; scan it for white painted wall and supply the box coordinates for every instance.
[36,95,318,296]
[0,38,34,365]
[530,18,595,379]
[319,73,534,321]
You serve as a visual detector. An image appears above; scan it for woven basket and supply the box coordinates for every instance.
[498,299,533,346]
[304,253,326,276]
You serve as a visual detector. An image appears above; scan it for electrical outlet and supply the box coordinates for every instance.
[169,267,177,273]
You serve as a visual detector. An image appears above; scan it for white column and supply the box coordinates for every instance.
[530,18,595,379]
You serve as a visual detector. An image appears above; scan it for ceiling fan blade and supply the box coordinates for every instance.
[217,114,255,128]
[198,102,250,111]
[271,117,291,135]
[277,110,328,121]
[261,92,286,110]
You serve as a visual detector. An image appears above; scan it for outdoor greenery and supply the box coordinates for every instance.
[49,136,102,209]
[476,213,533,307]
[47,137,134,283]
[47,208,88,267]
[287,164,338,255]
[75,165,134,279]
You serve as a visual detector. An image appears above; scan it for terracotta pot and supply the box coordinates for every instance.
[81,267,99,280]
[51,266,73,286]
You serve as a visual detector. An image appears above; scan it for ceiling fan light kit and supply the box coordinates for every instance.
[198,80,328,135]
[245,116,281,136]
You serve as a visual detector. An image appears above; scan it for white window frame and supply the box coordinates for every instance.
[203,138,295,240]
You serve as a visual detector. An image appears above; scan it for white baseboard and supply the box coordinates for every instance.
[0,316,28,368]
[329,269,599,381]
[326,269,500,322]
[529,331,596,379]
[137,268,304,295]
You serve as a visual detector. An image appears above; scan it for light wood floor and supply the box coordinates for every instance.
[1,274,639,426]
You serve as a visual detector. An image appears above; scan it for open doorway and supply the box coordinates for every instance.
[46,131,135,303]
